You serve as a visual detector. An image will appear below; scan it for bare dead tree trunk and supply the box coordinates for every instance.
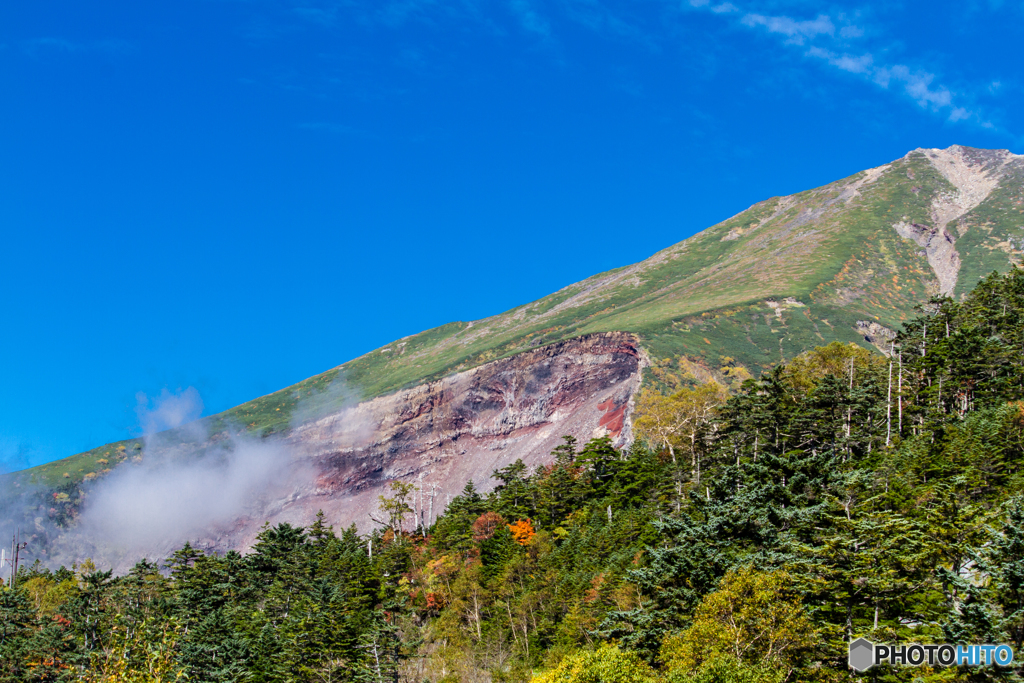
[846,357,853,439]
[415,487,421,534]
[886,343,893,447]
[371,636,383,683]
[429,487,435,530]
[897,350,903,437]
[473,593,482,640]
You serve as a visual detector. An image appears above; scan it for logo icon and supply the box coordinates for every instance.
[849,637,875,672]
[848,638,1013,670]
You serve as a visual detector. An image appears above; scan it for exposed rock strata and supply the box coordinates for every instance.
[221,332,644,550]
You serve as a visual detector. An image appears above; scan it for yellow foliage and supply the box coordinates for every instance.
[784,341,885,392]
[76,558,98,586]
[633,383,726,467]
[373,480,417,533]
[532,644,655,683]
[423,553,463,602]
[660,566,816,680]
[19,576,80,615]
[41,579,79,614]
[20,576,55,612]
[82,621,185,683]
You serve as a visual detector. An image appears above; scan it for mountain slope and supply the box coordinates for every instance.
[327,146,1024,396]
[11,145,1024,491]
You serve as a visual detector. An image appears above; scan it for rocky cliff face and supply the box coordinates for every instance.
[16,145,1024,568]
[893,146,1022,296]
[215,332,643,550]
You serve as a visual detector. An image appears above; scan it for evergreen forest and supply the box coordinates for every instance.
[6,268,1024,682]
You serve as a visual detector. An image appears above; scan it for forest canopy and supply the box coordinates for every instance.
[6,268,1024,682]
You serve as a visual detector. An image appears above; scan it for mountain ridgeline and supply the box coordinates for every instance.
[11,145,1024,496]
[6,247,1024,680]
[2,145,1024,682]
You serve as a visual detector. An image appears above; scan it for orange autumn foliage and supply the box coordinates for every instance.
[425,592,445,611]
[508,518,536,546]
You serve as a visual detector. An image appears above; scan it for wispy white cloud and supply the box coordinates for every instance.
[740,12,834,44]
[805,46,872,75]
[877,65,952,108]
[686,2,990,127]
[267,0,999,130]
[689,0,739,14]
[135,387,204,436]
[0,438,33,474]
[804,47,975,123]
[710,3,739,14]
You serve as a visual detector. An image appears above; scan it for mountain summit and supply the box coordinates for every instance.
[8,145,1024,559]
[314,144,1024,405]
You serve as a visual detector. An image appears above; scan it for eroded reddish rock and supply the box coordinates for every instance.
[597,399,627,437]
[220,332,644,549]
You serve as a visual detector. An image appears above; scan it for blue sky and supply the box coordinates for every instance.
[2,0,1021,470]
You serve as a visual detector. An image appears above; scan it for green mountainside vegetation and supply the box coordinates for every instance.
[5,267,1024,681]
[11,146,1024,489]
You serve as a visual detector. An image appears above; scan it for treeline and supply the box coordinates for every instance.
[5,268,1024,682]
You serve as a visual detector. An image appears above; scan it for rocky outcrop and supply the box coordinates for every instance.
[855,320,897,354]
[34,145,1024,568]
[892,220,961,296]
[220,332,643,549]
[895,146,1021,296]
